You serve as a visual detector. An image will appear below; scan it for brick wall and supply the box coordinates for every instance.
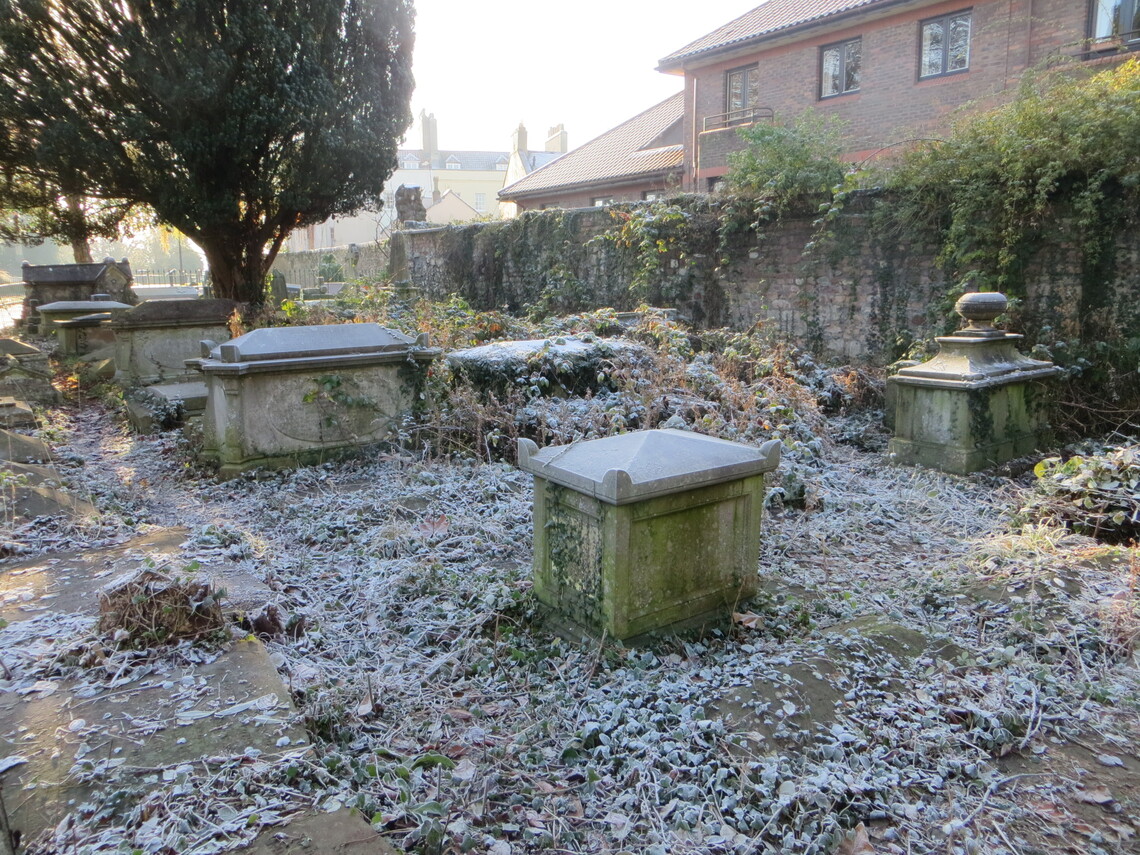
[681,0,1097,184]
[388,198,1140,362]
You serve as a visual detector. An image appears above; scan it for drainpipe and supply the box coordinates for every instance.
[690,74,699,192]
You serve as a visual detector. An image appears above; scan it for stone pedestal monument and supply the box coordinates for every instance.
[888,292,1059,474]
[518,430,781,641]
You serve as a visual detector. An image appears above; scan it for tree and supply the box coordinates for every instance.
[0,0,414,303]
[1,169,137,263]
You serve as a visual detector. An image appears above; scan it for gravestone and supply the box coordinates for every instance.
[888,292,1059,474]
[198,323,437,477]
[55,313,116,356]
[518,429,782,640]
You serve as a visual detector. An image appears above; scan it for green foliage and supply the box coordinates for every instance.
[881,59,1140,297]
[1024,443,1140,542]
[724,112,847,223]
[0,0,415,303]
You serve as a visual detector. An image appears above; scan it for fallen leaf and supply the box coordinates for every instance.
[1076,786,1115,806]
[733,612,761,629]
[835,822,875,855]
[415,514,448,538]
[1097,753,1125,768]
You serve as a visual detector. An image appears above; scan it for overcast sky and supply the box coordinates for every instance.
[408,0,756,153]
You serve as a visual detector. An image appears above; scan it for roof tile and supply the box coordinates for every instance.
[500,93,684,200]
[659,0,891,67]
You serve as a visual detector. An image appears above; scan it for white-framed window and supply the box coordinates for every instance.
[920,10,971,78]
[821,37,862,98]
[475,193,486,212]
[642,191,663,202]
[445,161,461,170]
[592,196,615,207]
[1092,1,1140,42]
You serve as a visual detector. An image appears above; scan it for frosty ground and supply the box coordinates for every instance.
[3,382,1140,854]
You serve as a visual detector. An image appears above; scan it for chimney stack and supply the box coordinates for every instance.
[421,111,438,158]
[545,124,568,153]
[511,122,528,155]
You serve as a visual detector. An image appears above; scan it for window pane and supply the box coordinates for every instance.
[1131,2,1140,36]
[728,70,744,111]
[921,21,944,76]
[1093,2,1120,38]
[845,39,862,91]
[746,67,761,106]
[822,46,841,97]
[948,14,971,70]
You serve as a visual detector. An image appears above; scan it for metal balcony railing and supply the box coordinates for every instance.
[702,106,774,132]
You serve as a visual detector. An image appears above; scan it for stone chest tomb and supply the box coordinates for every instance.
[199,324,437,477]
[112,298,240,386]
[518,430,781,640]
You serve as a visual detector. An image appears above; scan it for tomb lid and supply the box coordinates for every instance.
[518,429,781,505]
[208,323,423,364]
[55,313,113,327]
[0,339,42,357]
[37,300,132,313]
[112,298,240,328]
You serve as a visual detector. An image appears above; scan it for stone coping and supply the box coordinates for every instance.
[892,334,1060,390]
[198,324,437,376]
[55,313,114,327]
[518,429,781,505]
[112,298,240,329]
[37,300,132,313]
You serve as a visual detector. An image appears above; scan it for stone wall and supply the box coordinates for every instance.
[387,197,1140,363]
[271,242,389,290]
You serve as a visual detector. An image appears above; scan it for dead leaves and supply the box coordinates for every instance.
[835,822,875,855]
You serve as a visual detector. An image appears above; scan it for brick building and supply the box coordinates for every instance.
[498,94,685,213]
[657,0,1136,189]
[506,1,1135,209]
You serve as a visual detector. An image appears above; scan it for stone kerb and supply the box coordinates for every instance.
[111,298,241,387]
[888,291,1060,474]
[518,429,782,641]
[198,323,438,477]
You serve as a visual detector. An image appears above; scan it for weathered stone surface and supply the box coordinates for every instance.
[126,380,208,433]
[0,530,299,844]
[0,428,50,463]
[0,460,95,521]
[199,324,437,477]
[55,314,116,356]
[112,299,240,386]
[37,299,132,333]
[519,430,781,640]
[888,292,1059,474]
[247,809,402,854]
[0,339,57,404]
[0,396,34,429]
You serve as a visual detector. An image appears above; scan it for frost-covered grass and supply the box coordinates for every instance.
[3,399,1136,855]
[3,311,1139,854]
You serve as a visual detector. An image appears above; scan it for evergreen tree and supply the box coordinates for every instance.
[0,0,414,302]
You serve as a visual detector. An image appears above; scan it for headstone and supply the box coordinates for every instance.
[267,271,289,307]
[197,323,438,477]
[394,185,427,223]
[888,292,1059,474]
[112,298,240,387]
[518,429,782,640]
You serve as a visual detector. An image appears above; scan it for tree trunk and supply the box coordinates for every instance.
[63,194,94,262]
[200,239,267,305]
[71,236,93,264]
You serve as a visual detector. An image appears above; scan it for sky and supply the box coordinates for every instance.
[407,0,757,153]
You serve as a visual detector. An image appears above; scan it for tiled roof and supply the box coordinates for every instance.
[658,0,896,68]
[398,149,510,171]
[499,94,684,200]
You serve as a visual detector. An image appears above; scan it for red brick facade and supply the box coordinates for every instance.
[672,0,1109,187]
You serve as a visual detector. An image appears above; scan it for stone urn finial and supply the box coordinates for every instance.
[955,291,1008,336]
